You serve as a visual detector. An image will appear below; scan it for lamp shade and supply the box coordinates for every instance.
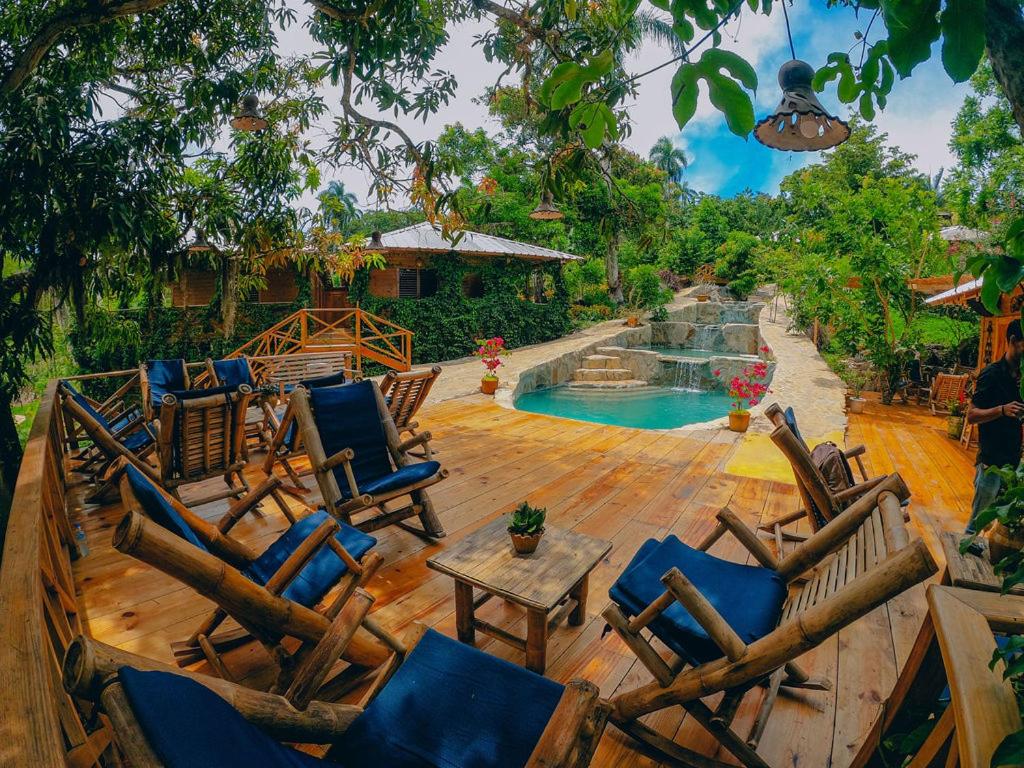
[188,228,212,253]
[230,93,268,132]
[754,60,850,152]
[529,191,564,221]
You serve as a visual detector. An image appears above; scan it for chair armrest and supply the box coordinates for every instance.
[843,444,866,459]
[525,680,610,768]
[263,518,340,596]
[661,568,747,662]
[756,507,806,533]
[320,448,360,497]
[396,430,432,455]
[833,474,888,505]
[216,474,283,534]
[715,508,779,569]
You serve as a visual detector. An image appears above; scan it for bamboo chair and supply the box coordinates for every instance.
[140,358,189,422]
[58,381,156,473]
[59,377,142,453]
[928,373,969,415]
[757,403,894,547]
[64,614,610,768]
[380,365,442,444]
[767,403,870,481]
[116,461,389,690]
[602,474,937,768]
[262,370,356,494]
[206,356,281,449]
[291,379,448,540]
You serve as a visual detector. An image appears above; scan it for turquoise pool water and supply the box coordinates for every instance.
[514,386,735,429]
[646,346,758,360]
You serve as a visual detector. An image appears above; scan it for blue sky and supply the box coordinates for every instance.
[280,1,968,206]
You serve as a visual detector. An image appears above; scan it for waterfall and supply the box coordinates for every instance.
[692,324,720,350]
[672,359,704,391]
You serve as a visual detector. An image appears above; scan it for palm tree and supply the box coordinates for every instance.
[318,180,359,231]
[649,136,688,184]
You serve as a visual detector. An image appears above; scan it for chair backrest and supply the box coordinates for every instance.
[61,382,112,431]
[156,385,251,484]
[123,465,209,552]
[308,381,393,491]
[931,373,969,404]
[765,403,840,528]
[210,357,255,389]
[142,359,188,419]
[254,352,353,392]
[380,366,441,429]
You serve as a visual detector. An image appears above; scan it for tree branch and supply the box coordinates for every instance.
[1,0,173,95]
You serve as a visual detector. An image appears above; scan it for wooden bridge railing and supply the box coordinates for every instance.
[226,307,413,373]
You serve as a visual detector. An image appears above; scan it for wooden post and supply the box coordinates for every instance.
[526,608,549,673]
[112,511,390,668]
[455,581,475,644]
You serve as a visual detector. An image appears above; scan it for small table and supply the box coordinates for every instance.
[427,518,612,673]
[939,530,1024,595]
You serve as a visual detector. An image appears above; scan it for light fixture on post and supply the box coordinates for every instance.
[529,190,563,221]
[188,228,212,253]
[230,93,268,132]
[753,1,849,152]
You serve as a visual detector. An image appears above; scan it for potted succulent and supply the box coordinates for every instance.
[714,362,770,433]
[474,336,506,395]
[508,501,546,555]
[946,390,967,439]
[962,464,1024,570]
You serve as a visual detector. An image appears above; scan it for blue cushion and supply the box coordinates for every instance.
[309,382,394,493]
[783,407,806,450]
[334,628,564,768]
[121,426,155,452]
[168,384,238,402]
[245,511,376,608]
[147,359,187,408]
[345,461,442,501]
[118,667,334,768]
[609,535,787,665]
[302,370,347,389]
[125,465,208,553]
[213,358,255,388]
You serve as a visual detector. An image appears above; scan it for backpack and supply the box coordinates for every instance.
[809,442,856,526]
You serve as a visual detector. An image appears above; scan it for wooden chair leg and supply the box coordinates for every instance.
[412,487,445,539]
[683,699,772,768]
[611,715,735,768]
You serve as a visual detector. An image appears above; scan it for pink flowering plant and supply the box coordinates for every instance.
[713,361,770,414]
[474,336,507,381]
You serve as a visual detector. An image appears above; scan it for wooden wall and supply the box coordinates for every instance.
[171,267,300,307]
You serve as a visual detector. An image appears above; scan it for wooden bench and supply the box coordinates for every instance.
[249,352,355,398]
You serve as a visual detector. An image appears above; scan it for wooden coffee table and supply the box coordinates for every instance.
[939,530,1024,595]
[426,518,612,673]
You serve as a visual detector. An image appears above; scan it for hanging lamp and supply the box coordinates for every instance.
[529,191,563,221]
[753,1,849,151]
[188,228,212,252]
[230,94,268,132]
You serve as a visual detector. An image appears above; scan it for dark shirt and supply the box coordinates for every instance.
[972,357,1023,467]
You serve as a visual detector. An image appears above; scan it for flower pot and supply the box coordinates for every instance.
[481,377,499,395]
[988,522,1024,564]
[728,410,750,433]
[946,415,964,440]
[509,529,544,555]
[696,294,710,302]
[848,396,866,414]
[626,315,640,328]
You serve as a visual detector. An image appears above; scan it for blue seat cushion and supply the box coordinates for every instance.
[125,465,207,553]
[118,667,335,768]
[609,535,787,665]
[147,359,187,408]
[334,628,564,768]
[121,425,155,452]
[309,381,394,493]
[344,461,442,502]
[302,370,347,389]
[245,511,377,608]
[213,358,255,388]
[783,406,806,450]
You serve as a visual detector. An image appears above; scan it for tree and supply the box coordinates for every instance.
[318,181,359,231]
[649,136,688,183]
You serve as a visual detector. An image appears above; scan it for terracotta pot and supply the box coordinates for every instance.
[626,315,640,327]
[988,522,1024,564]
[728,410,750,433]
[848,396,866,414]
[509,529,544,555]
[480,377,498,395]
[946,415,964,440]
[696,294,710,302]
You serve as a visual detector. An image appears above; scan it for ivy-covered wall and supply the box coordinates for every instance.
[351,253,572,364]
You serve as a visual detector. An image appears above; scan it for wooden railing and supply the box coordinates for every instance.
[226,307,413,373]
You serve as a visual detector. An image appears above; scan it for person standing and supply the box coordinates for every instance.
[966,319,1024,532]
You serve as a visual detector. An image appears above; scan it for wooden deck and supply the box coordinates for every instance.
[70,394,975,767]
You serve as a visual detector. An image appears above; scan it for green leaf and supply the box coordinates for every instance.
[705,71,755,136]
[538,62,579,108]
[881,0,941,77]
[838,67,861,103]
[813,63,841,93]
[568,102,607,148]
[981,270,1003,314]
[671,64,699,129]
[879,57,895,94]
[860,92,876,120]
[994,257,1024,292]
[700,48,758,91]
[940,0,985,82]
[564,0,577,21]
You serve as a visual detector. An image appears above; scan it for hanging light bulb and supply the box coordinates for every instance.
[230,93,268,132]
[755,60,850,151]
[529,190,564,221]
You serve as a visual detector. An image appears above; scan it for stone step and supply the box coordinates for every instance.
[582,354,621,369]
[573,367,634,382]
[568,380,648,390]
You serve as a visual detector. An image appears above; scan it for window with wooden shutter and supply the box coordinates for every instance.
[398,268,419,298]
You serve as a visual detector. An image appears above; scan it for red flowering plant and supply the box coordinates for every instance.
[714,361,770,414]
[947,388,967,417]
[474,336,507,381]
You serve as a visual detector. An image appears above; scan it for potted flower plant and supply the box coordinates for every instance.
[714,362,770,433]
[946,390,967,439]
[508,501,546,555]
[845,369,869,414]
[962,464,1024,569]
[474,336,506,395]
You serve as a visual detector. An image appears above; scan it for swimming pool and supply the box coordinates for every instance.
[514,385,735,429]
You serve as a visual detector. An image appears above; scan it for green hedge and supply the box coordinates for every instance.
[350,254,572,364]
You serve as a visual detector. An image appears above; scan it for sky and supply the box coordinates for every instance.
[278,1,968,209]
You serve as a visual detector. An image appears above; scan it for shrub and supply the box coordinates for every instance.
[569,304,613,324]
[623,265,671,311]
